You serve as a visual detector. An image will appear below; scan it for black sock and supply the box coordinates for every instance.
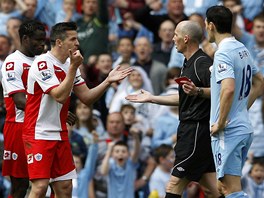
[165,192,181,198]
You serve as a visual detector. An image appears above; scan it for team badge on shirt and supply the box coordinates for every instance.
[5,62,14,71]
[218,63,227,73]
[38,61,48,71]
[34,153,42,161]
[12,153,18,160]
[41,69,52,81]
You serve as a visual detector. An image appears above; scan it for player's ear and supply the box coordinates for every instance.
[55,39,62,47]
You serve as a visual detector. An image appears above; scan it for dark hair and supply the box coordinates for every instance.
[120,104,136,113]
[50,22,77,46]
[18,20,45,42]
[153,144,173,164]
[114,140,129,150]
[75,99,95,132]
[206,5,233,34]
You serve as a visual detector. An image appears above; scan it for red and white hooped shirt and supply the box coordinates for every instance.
[23,51,85,141]
[1,50,34,123]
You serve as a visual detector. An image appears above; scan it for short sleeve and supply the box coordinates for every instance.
[74,69,85,86]
[1,61,25,96]
[213,52,234,83]
[31,60,60,93]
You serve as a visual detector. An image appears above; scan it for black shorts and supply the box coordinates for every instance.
[172,121,215,182]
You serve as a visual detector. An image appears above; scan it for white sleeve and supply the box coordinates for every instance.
[74,68,85,86]
[1,60,25,95]
[30,59,59,93]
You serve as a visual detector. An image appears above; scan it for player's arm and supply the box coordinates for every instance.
[211,78,235,135]
[49,50,83,104]
[247,72,264,109]
[74,65,133,106]
[12,92,26,110]
[126,89,179,106]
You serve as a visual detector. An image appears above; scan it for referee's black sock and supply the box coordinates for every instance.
[165,192,181,198]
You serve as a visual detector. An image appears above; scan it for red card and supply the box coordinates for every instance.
[175,76,191,85]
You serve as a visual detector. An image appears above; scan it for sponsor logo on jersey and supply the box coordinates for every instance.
[27,153,33,164]
[34,153,42,161]
[218,63,227,73]
[6,72,15,81]
[38,61,48,71]
[3,150,11,160]
[12,153,18,160]
[41,69,52,81]
[6,62,14,71]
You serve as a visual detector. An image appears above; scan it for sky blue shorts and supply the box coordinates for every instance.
[211,133,253,179]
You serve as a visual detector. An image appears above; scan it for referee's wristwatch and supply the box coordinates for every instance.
[197,87,204,97]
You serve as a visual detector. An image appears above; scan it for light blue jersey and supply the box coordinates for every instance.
[210,37,259,138]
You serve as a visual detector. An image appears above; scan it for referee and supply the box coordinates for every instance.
[126,20,223,198]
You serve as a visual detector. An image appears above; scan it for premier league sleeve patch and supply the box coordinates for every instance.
[218,63,227,73]
[6,72,15,81]
[41,69,52,81]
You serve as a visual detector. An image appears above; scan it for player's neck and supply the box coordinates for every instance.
[215,33,232,46]
[50,48,68,64]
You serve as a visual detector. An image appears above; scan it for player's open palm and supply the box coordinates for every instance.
[126,89,152,103]
[107,65,133,83]
[69,49,83,69]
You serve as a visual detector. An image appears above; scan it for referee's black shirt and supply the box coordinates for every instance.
[179,49,212,122]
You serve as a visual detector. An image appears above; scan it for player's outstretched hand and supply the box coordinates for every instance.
[69,49,83,69]
[125,89,152,103]
[107,65,133,83]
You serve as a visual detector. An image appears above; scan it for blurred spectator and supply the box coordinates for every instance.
[149,144,174,198]
[73,100,105,147]
[112,37,136,68]
[35,0,63,32]
[21,0,37,21]
[93,112,127,198]
[0,0,22,36]
[72,131,99,198]
[152,20,175,66]
[108,11,153,58]
[55,0,82,23]
[133,0,188,43]
[134,36,167,95]
[6,17,22,52]
[100,134,140,198]
[183,0,219,17]
[77,0,109,64]
[109,66,156,135]
[222,0,245,31]
[240,0,264,32]
[242,157,264,198]
[83,53,113,126]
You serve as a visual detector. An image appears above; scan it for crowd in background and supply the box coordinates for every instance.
[0,0,264,197]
